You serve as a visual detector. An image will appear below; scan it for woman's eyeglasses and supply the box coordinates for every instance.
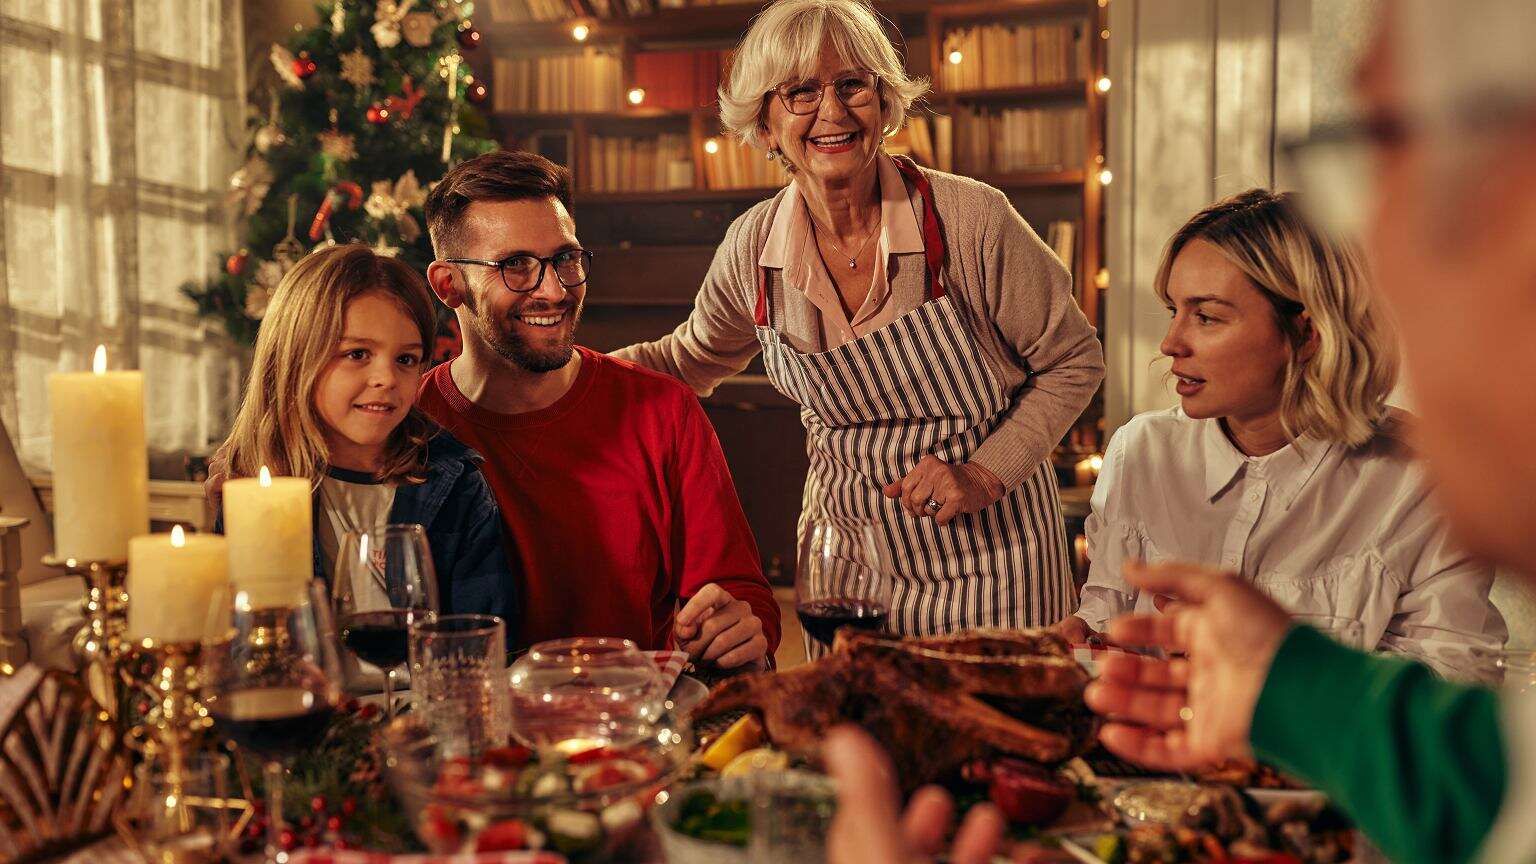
[773,71,879,115]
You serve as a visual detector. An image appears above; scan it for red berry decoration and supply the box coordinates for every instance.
[225,249,248,276]
[456,27,482,49]
[310,795,327,814]
[293,52,317,80]
[278,829,297,851]
[326,815,343,833]
[366,104,390,125]
[465,81,488,104]
[341,797,358,816]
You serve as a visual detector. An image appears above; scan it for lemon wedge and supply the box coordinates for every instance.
[721,747,789,777]
[700,714,765,771]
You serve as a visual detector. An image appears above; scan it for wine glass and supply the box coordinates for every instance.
[333,523,439,718]
[201,580,342,864]
[795,516,892,653]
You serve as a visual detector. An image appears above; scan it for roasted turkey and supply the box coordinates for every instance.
[693,627,1098,789]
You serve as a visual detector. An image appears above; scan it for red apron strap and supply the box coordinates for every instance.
[754,263,770,327]
[890,154,948,301]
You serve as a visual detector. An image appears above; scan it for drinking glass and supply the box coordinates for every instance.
[507,637,666,752]
[121,752,234,864]
[333,523,439,718]
[408,613,509,758]
[795,517,891,652]
[201,580,342,864]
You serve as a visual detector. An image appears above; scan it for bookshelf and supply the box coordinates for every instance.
[468,0,1109,573]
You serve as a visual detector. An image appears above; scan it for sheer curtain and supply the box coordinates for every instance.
[0,0,246,474]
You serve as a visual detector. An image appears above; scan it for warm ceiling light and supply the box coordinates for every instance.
[947,50,963,65]
[571,23,589,41]
[1096,76,1112,93]
[703,138,721,154]
[1097,168,1114,186]
[627,88,645,105]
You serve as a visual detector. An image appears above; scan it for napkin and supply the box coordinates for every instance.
[287,851,566,864]
[646,649,690,693]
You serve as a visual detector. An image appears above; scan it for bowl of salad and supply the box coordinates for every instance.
[379,712,693,861]
[650,771,837,864]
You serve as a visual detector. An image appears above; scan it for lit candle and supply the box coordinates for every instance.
[47,345,149,561]
[126,525,229,644]
[1073,453,1103,486]
[222,466,312,608]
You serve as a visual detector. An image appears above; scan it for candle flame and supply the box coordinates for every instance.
[259,466,272,487]
[171,524,186,547]
[92,345,107,374]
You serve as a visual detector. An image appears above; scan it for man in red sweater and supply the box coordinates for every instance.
[419,151,778,668]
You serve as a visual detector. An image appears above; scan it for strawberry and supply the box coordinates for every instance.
[477,819,530,851]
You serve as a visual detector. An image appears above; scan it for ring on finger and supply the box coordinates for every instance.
[924,498,942,514]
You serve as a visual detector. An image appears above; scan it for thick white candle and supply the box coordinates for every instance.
[48,345,149,561]
[126,525,229,644]
[223,466,312,608]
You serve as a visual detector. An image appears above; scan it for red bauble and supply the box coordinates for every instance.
[225,249,248,276]
[465,81,489,104]
[366,103,391,124]
[293,52,317,80]
[456,27,482,50]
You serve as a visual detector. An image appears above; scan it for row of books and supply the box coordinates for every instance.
[953,105,1086,175]
[702,138,790,190]
[1045,219,1077,276]
[490,51,624,113]
[939,21,1091,91]
[586,133,695,192]
[484,0,747,21]
[632,49,729,111]
[885,114,955,174]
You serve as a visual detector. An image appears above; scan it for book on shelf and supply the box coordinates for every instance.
[702,137,789,190]
[954,104,1085,175]
[492,49,624,112]
[586,133,693,193]
[632,49,728,111]
[884,115,953,174]
[1045,220,1076,274]
[941,20,1088,91]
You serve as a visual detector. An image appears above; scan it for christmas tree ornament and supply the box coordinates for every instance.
[384,76,425,120]
[371,0,417,48]
[365,170,426,242]
[339,48,376,89]
[366,103,391,124]
[308,181,365,241]
[226,249,249,276]
[293,51,318,80]
[456,24,482,50]
[466,80,488,104]
[270,44,304,88]
[402,11,437,47]
[245,261,285,319]
[226,156,273,216]
[254,123,287,153]
[271,195,308,265]
[317,129,358,162]
[331,0,347,34]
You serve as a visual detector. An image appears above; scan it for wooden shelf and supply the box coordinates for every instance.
[493,108,704,122]
[974,168,1084,188]
[575,186,783,203]
[481,0,1091,45]
[936,82,1086,103]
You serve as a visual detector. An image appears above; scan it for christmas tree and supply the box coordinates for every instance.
[184,0,498,355]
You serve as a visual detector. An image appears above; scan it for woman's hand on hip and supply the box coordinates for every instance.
[882,456,1005,525]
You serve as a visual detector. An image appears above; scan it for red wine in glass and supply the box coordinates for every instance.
[339,609,411,669]
[207,685,337,762]
[796,598,889,649]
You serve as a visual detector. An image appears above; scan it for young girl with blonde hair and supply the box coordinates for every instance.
[221,244,515,627]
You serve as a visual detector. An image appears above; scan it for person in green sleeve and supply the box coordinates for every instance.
[822,2,1536,862]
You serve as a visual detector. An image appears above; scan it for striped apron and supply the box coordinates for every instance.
[755,156,1074,655]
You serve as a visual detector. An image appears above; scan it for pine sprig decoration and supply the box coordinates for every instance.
[184,0,497,344]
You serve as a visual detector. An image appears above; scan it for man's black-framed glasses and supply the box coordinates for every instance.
[444,248,594,293]
[774,70,879,115]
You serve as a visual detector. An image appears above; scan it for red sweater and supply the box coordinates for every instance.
[417,348,780,654]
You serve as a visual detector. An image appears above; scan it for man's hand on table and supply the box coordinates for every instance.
[1085,560,1293,772]
[675,584,769,670]
[824,725,1006,864]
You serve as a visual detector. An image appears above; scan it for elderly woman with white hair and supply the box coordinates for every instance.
[617,0,1105,644]
[1055,188,1505,680]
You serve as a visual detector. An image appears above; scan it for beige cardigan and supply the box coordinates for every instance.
[613,164,1106,490]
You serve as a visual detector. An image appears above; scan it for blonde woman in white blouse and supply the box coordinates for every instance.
[1056,189,1505,680]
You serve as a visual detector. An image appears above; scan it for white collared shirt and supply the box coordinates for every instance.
[1076,407,1506,680]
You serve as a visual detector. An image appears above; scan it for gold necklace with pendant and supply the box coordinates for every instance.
[811,217,879,271]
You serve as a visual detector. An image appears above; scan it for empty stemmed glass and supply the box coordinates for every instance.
[201,580,342,864]
[333,523,439,718]
[795,516,892,653]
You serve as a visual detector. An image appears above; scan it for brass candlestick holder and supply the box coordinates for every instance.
[0,516,29,674]
[45,554,130,716]
[128,639,214,777]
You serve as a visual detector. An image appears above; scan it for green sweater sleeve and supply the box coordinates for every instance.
[1250,625,1506,864]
